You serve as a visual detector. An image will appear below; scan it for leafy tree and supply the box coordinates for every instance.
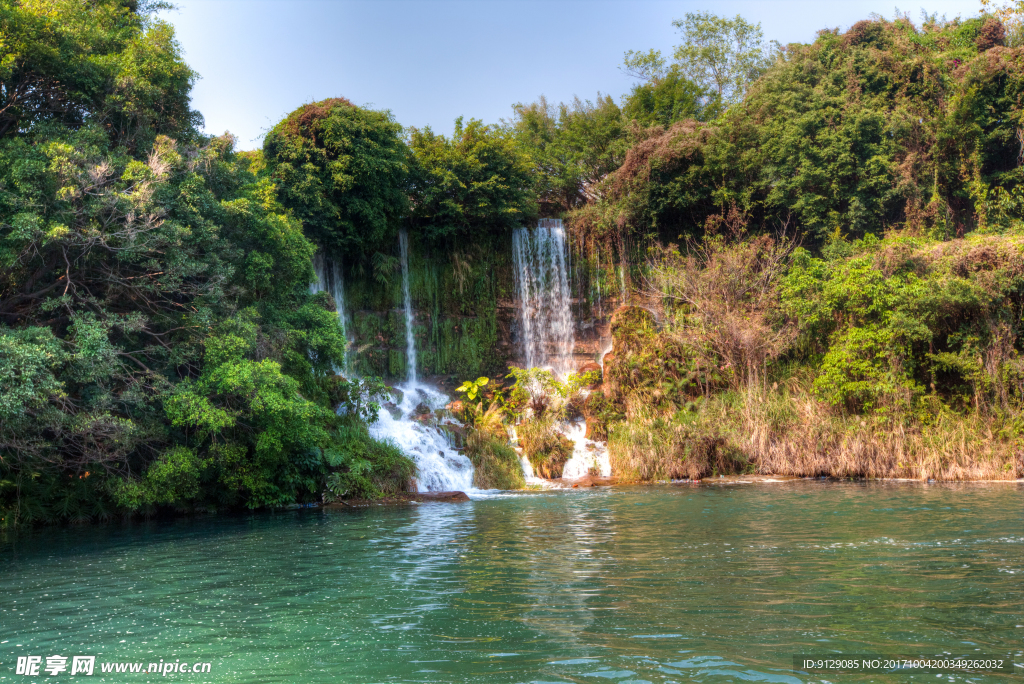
[508,95,626,214]
[0,0,201,149]
[622,48,670,82]
[0,4,414,525]
[576,14,1024,244]
[262,98,410,255]
[671,12,776,106]
[621,66,715,127]
[620,11,774,124]
[408,118,535,239]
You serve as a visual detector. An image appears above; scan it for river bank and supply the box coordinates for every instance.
[334,475,1024,509]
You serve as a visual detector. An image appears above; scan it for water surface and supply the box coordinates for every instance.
[1,482,1021,683]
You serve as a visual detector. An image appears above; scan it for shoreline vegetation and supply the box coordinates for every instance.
[3,2,1024,528]
[595,233,1024,484]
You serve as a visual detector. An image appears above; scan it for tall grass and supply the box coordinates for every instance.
[518,416,573,478]
[465,430,525,489]
[608,374,1023,481]
[737,376,1023,480]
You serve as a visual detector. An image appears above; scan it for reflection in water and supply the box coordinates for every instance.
[1,482,1022,683]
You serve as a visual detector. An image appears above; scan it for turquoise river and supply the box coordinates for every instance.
[1,482,1022,683]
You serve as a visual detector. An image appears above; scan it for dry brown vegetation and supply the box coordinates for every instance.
[601,231,1024,482]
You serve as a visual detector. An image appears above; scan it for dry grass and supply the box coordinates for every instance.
[518,416,573,478]
[609,375,1024,482]
[740,378,1024,480]
[465,430,525,490]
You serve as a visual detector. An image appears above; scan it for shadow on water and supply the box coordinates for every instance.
[1,482,1021,683]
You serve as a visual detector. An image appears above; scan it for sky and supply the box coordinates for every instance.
[159,0,984,150]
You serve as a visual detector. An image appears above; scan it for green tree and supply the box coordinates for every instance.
[0,3,413,525]
[408,118,535,240]
[262,98,410,255]
[0,0,201,149]
[577,14,1024,244]
[508,95,626,213]
[621,67,714,127]
[671,11,776,105]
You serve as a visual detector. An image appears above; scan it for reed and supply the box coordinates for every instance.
[608,376,1023,481]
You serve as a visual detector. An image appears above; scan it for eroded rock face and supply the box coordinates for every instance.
[410,491,470,502]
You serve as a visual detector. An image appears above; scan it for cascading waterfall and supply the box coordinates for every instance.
[367,230,477,493]
[511,219,610,483]
[512,219,575,378]
[370,384,476,493]
[310,252,350,374]
[399,229,417,385]
[559,422,612,479]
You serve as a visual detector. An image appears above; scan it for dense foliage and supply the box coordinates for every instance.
[507,96,628,214]
[573,14,1024,245]
[0,0,200,149]
[568,13,1024,482]
[408,118,536,240]
[6,2,1024,526]
[262,98,410,255]
[595,233,1024,481]
[0,1,411,526]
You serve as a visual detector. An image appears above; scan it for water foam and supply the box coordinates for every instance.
[371,383,475,493]
[559,421,611,480]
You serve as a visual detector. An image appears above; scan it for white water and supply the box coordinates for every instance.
[598,338,614,370]
[510,220,616,484]
[512,219,575,378]
[310,252,350,374]
[366,231,477,493]
[399,229,417,385]
[370,383,476,493]
[559,420,612,479]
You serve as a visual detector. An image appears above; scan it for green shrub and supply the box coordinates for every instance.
[465,431,525,490]
[518,417,573,478]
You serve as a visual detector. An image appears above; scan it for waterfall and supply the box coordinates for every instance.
[559,421,612,479]
[512,219,575,377]
[369,384,476,493]
[364,230,480,493]
[311,252,350,374]
[399,229,417,385]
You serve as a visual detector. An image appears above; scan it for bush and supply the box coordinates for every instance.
[518,417,573,478]
[465,431,525,490]
[324,429,415,500]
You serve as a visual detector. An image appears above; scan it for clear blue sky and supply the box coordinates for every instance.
[160,0,983,150]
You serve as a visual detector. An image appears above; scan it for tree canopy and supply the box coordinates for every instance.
[575,14,1024,244]
[508,95,627,214]
[408,117,535,240]
[262,98,410,255]
[0,0,201,149]
[0,3,409,525]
